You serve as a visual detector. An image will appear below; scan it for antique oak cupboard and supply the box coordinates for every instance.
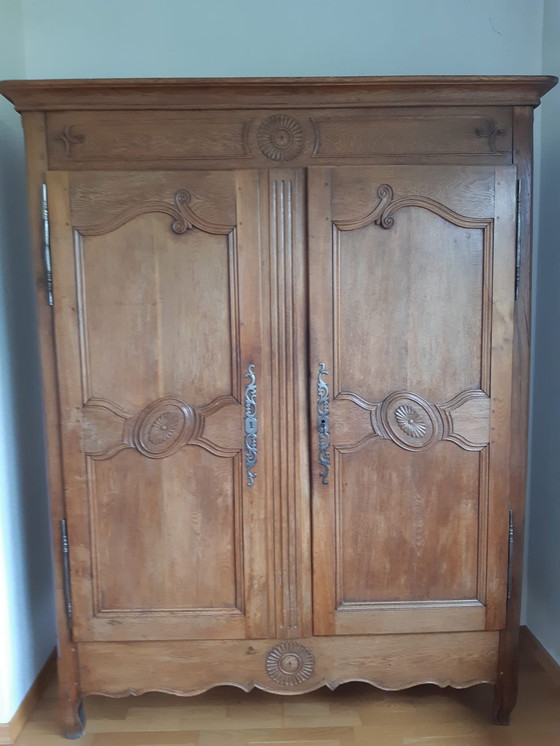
[0,76,556,738]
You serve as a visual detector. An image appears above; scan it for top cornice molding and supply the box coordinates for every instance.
[0,76,557,112]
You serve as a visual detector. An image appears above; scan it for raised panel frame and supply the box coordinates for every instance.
[44,106,515,171]
[6,78,553,733]
[47,169,275,642]
[309,165,517,636]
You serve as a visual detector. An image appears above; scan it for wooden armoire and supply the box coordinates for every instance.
[0,76,556,737]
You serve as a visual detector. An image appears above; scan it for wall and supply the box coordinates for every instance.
[0,0,554,720]
[0,0,56,725]
[526,0,560,665]
[21,0,543,78]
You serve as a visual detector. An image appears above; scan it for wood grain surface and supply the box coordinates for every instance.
[13,635,560,745]
[309,165,516,638]
[1,75,556,110]
[77,633,499,696]
[47,168,274,643]
[3,78,554,736]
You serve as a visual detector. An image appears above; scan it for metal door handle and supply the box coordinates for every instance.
[317,363,330,485]
[244,364,257,486]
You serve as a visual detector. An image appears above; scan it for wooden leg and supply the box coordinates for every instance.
[60,694,86,739]
[493,627,520,726]
[56,634,85,738]
[494,678,516,726]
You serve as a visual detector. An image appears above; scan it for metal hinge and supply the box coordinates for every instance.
[506,509,514,609]
[515,180,521,301]
[42,184,53,307]
[60,519,73,630]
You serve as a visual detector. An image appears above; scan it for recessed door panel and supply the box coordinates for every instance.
[338,441,480,604]
[309,165,516,635]
[337,210,483,401]
[49,170,273,641]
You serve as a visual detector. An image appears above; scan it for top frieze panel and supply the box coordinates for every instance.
[0,76,557,112]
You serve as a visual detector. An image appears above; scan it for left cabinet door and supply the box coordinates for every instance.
[47,170,274,642]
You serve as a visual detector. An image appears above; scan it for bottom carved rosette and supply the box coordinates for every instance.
[77,632,498,698]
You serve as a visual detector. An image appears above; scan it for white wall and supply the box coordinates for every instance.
[0,0,555,720]
[0,0,56,725]
[526,0,560,665]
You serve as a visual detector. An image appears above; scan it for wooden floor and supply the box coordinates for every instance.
[16,642,560,746]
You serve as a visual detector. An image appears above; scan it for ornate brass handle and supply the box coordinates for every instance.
[317,363,330,485]
[244,364,257,486]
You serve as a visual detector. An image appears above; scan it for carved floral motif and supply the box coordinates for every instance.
[378,392,440,450]
[82,394,241,461]
[134,399,193,458]
[257,115,304,161]
[147,411,182,445]
[394,404,427,439]
[335,389,491,454]
[265,641,315,686]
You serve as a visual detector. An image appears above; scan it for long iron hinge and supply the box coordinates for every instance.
[60,519,73,630]
[42,183,53,307]
[506,509,514,609]
[515,179,521,301]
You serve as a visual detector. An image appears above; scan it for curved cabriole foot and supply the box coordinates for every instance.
[62,699,86,739]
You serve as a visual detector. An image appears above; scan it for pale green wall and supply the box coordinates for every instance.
[21,0,544,77]
[0,0,55,724]
[527,0,560,665]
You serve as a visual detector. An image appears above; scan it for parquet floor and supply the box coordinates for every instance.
[16,643,560,746]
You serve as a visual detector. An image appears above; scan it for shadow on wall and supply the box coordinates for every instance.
[0,101,57,703]
[527,16,560,664]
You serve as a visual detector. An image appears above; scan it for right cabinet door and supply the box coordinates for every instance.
[309,165,517,636]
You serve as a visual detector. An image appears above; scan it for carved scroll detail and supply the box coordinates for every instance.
[334,184,493,231]
[475,119,507,153]
[74,189,235,236]
[56,124,85,156]
[317,363,330,484]
[334,389,490,454]
[334,184,394,231]
[82,394,241,460]
[244,364,258,487]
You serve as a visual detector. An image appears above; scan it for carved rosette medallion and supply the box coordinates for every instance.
[148,411,181,444]
[377,392,442,451]
[133,397,195,458]
[394,404,427,439]
[257,115,304,161]
[265,642,315,686]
